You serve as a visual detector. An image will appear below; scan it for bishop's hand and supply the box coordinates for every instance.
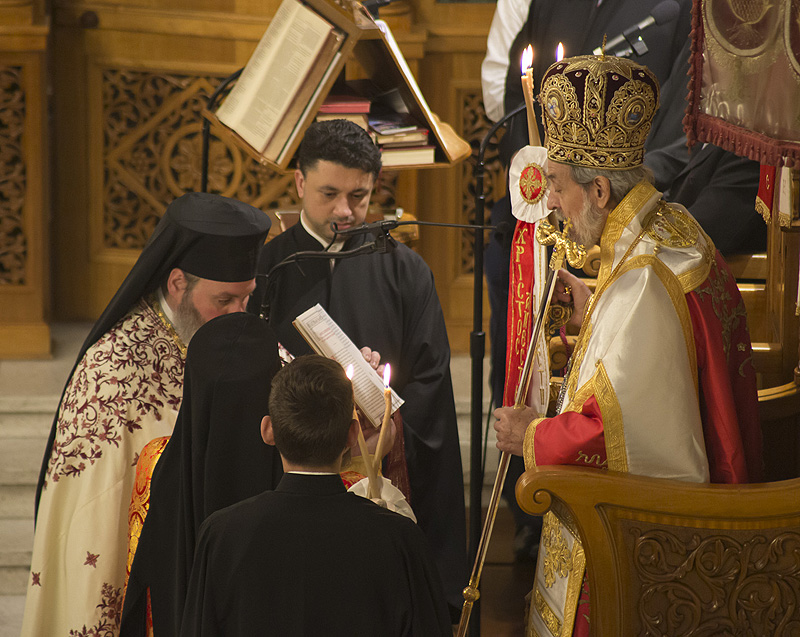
[493,405,539,456]
[555,269,591,330]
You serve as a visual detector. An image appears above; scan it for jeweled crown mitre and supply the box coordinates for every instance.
[538,54,660,170]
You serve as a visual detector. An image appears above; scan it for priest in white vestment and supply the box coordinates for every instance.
[22,192,270,637]
[494,53,762,636]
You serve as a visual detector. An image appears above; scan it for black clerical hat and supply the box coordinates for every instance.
[83,191,270,350]
[166,192,270,282]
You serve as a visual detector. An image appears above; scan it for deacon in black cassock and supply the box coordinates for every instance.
[180,355,452,636]
[250,120,467,618]
[120,312,282,636]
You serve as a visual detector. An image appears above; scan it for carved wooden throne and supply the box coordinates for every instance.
[516,465,800,636]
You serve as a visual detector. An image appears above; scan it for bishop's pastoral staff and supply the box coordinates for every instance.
[23,192,270,637]
[493,53,763,637]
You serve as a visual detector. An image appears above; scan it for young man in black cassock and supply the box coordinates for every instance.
[180,355,452,636]
[250,119,467,619]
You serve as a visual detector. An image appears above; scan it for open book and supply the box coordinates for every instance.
[293,304,403,428]
[215,0,343,159]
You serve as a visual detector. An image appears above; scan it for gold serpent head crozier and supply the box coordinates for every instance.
[536,218,589,270]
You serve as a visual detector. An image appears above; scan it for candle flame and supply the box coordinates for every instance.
[520,45,533,73]
[383,363,391,388]
[345,364,354,380]
[556,42,565,62]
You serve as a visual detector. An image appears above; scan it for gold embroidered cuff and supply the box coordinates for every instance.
[523,417,548,470]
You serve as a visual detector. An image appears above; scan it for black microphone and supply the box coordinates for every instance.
[593,0,681,57]
[331,219,399,237]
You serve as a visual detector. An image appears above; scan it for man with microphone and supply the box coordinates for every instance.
[249,119,467,623]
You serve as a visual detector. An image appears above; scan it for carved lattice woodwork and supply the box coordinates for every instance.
[459,89,504,275]
[622,521,800,636]
[0,65,27,285]
[102,69,299,250]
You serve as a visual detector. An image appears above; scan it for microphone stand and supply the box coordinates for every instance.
[258,231,395,321]
[201,68,243,193]
[460,101,526,637]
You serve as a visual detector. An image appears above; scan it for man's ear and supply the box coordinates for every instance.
[590,176,612,210]
[294,169,306,199]
[165,268,188,306]
[261,415,275,446]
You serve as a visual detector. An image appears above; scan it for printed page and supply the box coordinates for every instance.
[294,304,403,427]
[216,0,298,128]
[217,0,333,151]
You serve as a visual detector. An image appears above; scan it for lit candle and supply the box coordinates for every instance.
[346,364,380,499]
[556,42,565,62]
[520,45,542,147]
[373,364,392,474]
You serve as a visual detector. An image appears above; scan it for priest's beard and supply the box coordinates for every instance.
[173,290,205,345]
[556,192,605,248]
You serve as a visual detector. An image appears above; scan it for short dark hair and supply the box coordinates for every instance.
[268,355,354,466]
[297,119,382,180]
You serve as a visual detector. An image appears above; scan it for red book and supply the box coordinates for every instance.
[318,94,371,114]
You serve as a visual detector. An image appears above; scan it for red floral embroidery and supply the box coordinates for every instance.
[68,583,123,636]
[31,572,41,586]
[85,552,99,568]
[45,300,184,485]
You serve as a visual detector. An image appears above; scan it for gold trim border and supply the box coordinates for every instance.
[524,417,547,469]
[597,181,658,287]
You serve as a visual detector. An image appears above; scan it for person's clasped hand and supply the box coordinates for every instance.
[493,405,539,457]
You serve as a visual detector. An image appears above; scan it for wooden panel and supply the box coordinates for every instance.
[517,467,800,636]
[417,50,500,352]
[51,1,437,321]
[0,13,51,358]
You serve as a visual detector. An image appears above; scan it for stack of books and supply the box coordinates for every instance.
[315,94,371,130]
[372,127,433,167]
[368,104,434,167]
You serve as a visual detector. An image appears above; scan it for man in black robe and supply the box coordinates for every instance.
[666,143,765,256]
[120,312,282,637]
[180,355,452,636]
[250,119,467,618]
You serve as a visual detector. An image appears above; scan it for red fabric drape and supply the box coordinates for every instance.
[685,0,800,167]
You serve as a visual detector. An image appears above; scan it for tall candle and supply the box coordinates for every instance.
[374,364,392,471]
[520,45,542,147]
[346,365,381,499]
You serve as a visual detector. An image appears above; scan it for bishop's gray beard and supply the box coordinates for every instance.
[556,194,605,249]
[173,290,204,345]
